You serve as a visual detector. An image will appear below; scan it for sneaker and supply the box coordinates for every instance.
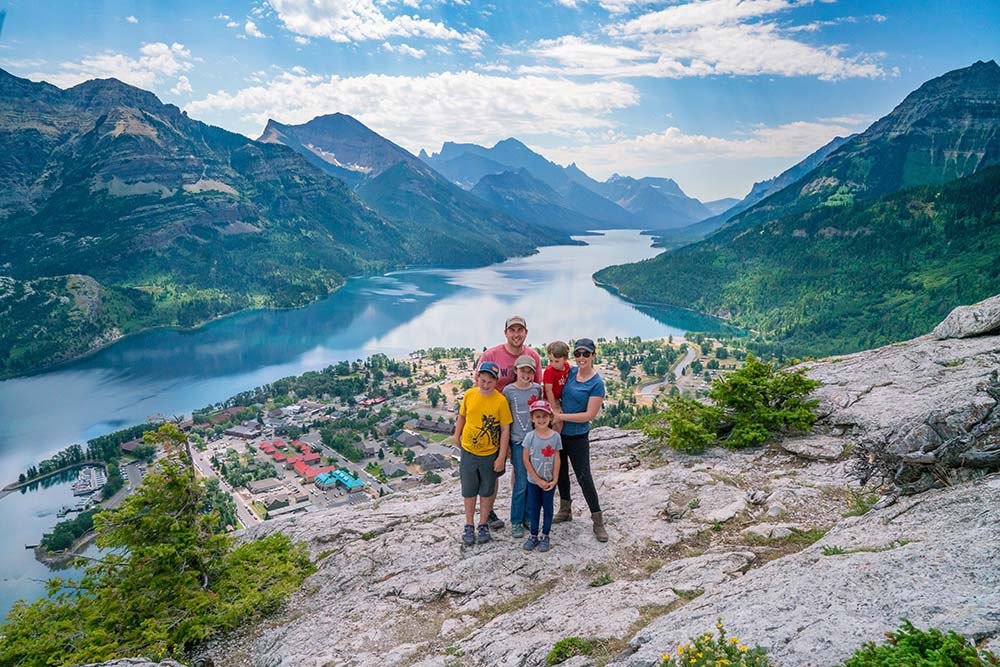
[488,510,505,531]
[462,524,475,546]
[538,535,551,552]
[511,523,525,539]
[522,535,539,551]
[477,524,492,544]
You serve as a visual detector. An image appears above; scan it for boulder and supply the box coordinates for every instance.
[801,332,1000,493]
[933,294,1000,339]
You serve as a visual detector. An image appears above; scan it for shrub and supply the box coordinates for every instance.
[660,619,775,666]
[641,396,723,454]
[547,637,597,665]
[841,620,999,666]
[642,356,820,453]
[0,425,315,666]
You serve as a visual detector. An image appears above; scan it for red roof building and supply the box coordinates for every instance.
[302,452,321,464]
[273,452,286,462]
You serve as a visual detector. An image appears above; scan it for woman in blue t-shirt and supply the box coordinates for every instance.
[552,337,608,542]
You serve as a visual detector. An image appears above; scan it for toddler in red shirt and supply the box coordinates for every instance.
[542,340,571,432]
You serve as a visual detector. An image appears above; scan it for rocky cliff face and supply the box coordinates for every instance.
[86,300,1000,667]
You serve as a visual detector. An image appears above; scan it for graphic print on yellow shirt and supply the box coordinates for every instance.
[459,388,513,456]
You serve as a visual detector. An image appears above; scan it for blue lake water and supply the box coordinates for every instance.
[0,229,732,616]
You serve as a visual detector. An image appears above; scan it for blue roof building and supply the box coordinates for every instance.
[316,469,365,492]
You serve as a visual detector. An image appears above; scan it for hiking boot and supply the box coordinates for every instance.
[488,510,505,530]
[592,511,609,543]
[511,523,525,539]
[462,524,475,546]
[538,535,551,552]
[553,499,572,523]
[522,535,539,551]
[477,524,492,544]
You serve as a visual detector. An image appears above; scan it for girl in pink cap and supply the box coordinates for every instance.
[521,400,562,553]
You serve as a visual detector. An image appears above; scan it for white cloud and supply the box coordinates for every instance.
[214,13,231,21]
[542,116,870,179]
[293,35,311,45]
[383,42,427,58]
[227,21,239,28]
[522,1,885,81]
[126,15,139,24]
[186,70,639,152]
[245,20,267,38]
[170,75,193,95]
[28,42,193,89]
[269,0,486,53]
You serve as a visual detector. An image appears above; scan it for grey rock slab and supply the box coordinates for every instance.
[779,434,845,461]
[81,662,188,667]
[800,332,1000,489]
[613,474,1000,667]
[933,294,1000,339]
[690,483,747,523]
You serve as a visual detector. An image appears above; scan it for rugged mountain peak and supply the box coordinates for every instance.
[257,112,419,178]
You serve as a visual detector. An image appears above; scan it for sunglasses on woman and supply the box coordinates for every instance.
[574,350,592,358]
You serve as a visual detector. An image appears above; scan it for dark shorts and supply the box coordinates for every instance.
[460,449,498,498]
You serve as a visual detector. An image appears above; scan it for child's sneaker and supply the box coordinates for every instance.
[511,523,525,539]
[462,524,475,546]
[488,510,505,530]
[522,535,539,551]
[477,524,492,544]
[538,535,551,552]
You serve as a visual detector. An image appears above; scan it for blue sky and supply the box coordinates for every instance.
[1,1,998,200]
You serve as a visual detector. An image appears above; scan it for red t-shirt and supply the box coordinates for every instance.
[543,363,571,401]
[478,345,542,392]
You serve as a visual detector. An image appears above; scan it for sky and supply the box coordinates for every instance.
[1,1,998,201]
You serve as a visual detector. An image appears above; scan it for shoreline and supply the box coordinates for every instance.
[591,276,743,331]
[1,237,586,383]
[34,530,98,569]
[0,461,107,501]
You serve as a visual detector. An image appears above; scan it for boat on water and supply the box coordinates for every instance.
[71,466,107,496]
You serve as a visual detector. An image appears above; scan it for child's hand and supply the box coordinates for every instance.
[493,457,505,473]
[544,480,557,491]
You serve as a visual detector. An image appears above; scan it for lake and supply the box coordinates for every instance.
[0,229,732,616]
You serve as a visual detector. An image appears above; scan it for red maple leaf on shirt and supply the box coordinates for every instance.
[541,444,556,458]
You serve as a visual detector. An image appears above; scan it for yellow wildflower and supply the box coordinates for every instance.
[678,646,684,654]
[730,637,740,644]
[740,645,748,652]
[697,653,703,658]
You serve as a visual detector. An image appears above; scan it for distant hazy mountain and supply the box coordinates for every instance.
[258,113,567,264]
[703,198,740,216]
[423,138,718,229]
[470,168,607,234]
[596,60,1000,358]
[0,71,560,377]
[597,174,713,229]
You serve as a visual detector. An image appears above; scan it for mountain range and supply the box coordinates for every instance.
[596,60,1000,358]
[420,138,715,229]
[0,71,563,378]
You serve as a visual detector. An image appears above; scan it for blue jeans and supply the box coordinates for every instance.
[526,480,556,536]
[509,443,528,527]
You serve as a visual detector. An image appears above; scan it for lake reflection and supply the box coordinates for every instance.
[0,229,733,616]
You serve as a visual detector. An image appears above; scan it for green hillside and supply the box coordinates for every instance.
[596,166,1000,358]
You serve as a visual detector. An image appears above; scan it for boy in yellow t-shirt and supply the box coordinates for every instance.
[454,361,512,546]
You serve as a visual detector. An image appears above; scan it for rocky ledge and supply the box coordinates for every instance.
[88,297,1000,667]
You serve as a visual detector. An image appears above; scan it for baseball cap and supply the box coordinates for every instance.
[477,361,500,378]
[505,315,527,330]
[529,399,554,415]
[514,354,536,370]
[573,338,596,354]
